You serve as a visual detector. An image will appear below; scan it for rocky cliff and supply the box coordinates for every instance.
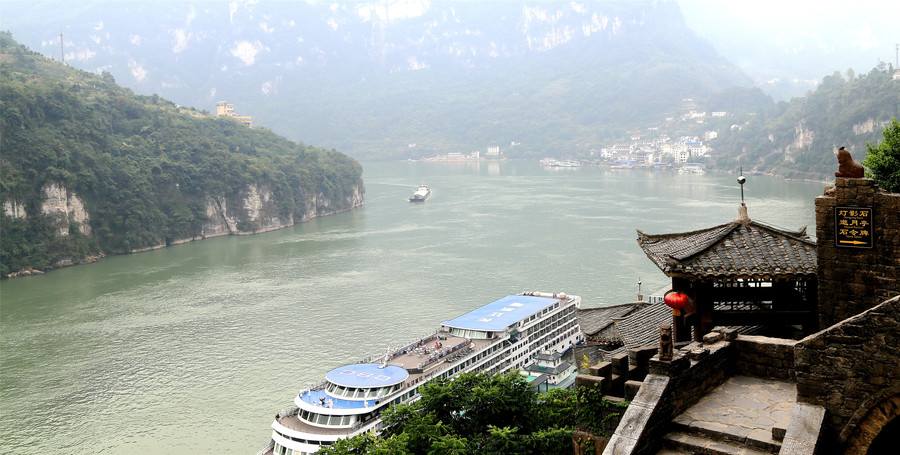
[2,181,364,262]
[40,183,91,236]
[199,183,365,239]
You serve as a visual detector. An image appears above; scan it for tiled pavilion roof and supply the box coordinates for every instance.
[636,212,817,280]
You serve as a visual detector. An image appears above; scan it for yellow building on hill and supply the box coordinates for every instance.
[216,101,253,127]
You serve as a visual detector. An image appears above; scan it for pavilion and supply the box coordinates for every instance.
[636,204,818,341]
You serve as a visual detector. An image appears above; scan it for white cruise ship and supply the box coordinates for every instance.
[262,291,583,455]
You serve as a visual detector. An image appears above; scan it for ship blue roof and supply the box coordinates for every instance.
[300,388,390,410]
[441,294,558,331]
[325,363,409,388]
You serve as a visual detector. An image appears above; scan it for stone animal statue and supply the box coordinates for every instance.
[835,147,864,178]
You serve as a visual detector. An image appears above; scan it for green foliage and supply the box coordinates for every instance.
[711,65,900,180]
[318,371,628,455]
[0,32,363,274]
[862,119,900,193]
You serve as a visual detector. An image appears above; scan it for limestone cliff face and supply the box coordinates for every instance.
[199,183,365,238]
[3,180,364,275]
[298,184,365,222]
[853,118,876,135]
[780,121,816,162]
[2,199,26,219]
[39,183,91,236]
[202,183,292,237]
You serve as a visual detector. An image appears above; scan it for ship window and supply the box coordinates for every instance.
[316,413,328,424]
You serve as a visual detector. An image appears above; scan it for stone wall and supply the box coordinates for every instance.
[815,178,900,328]
[794,295,900,454]
[602,329,737,455]
[734,335,797,381]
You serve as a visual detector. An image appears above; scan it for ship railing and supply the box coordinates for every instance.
[415,340,472,369]
[385,330,453,362]
[254,439,275,455]
[276,405,300,419]
[298,382,328,399]
[348,413,385,433]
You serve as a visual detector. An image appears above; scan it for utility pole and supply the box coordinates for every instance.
[59,32,65,65]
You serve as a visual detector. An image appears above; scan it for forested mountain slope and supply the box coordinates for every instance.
[709,66,900,181]
[0,33,364,276]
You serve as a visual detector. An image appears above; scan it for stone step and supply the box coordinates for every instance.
[662,431,776,455]
[670,420,782,453]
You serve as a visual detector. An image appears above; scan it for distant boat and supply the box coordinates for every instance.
[540,158,581,168]
[678,164,705,174]
[409,183,430,202]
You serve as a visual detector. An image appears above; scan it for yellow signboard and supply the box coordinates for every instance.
[835,206,873,248]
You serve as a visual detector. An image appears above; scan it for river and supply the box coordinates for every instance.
[0,160,826,454]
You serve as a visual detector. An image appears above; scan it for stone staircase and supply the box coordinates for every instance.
[655,376,795,455]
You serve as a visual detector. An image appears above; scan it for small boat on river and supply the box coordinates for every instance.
[408,184,430,202]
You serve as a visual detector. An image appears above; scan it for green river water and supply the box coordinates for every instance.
[0,161,826,454]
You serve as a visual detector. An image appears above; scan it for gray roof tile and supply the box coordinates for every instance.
[576,303,645,337]
[636,218,817,280]
[615,302,674,350]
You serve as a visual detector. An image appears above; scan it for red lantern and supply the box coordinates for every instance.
[664,290,689,316]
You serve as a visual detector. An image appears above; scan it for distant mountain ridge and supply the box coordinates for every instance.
[3,0,752,159]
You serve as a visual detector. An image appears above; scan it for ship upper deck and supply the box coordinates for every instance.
[441,294,561,332]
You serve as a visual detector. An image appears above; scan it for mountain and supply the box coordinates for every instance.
[0,33,364,276]
[2,0,753,159]
[707,66,900,181]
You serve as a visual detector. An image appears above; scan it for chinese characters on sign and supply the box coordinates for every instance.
[835,207,873,248]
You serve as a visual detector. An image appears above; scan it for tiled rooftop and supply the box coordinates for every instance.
[576,303,643,337]
[615,301,674,350]
[636,217,817,280]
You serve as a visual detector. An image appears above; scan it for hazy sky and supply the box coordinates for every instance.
[1,0,896,85]
[679,0,899,81]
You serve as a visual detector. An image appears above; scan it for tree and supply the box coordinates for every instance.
[862,118,900,193]
[317,371,629,455]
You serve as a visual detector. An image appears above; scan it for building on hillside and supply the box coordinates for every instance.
[632,149,655,165]
[216,101,253,127]
[485,146,501,156]
[673,146,690,164]
[685,141,708,158]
